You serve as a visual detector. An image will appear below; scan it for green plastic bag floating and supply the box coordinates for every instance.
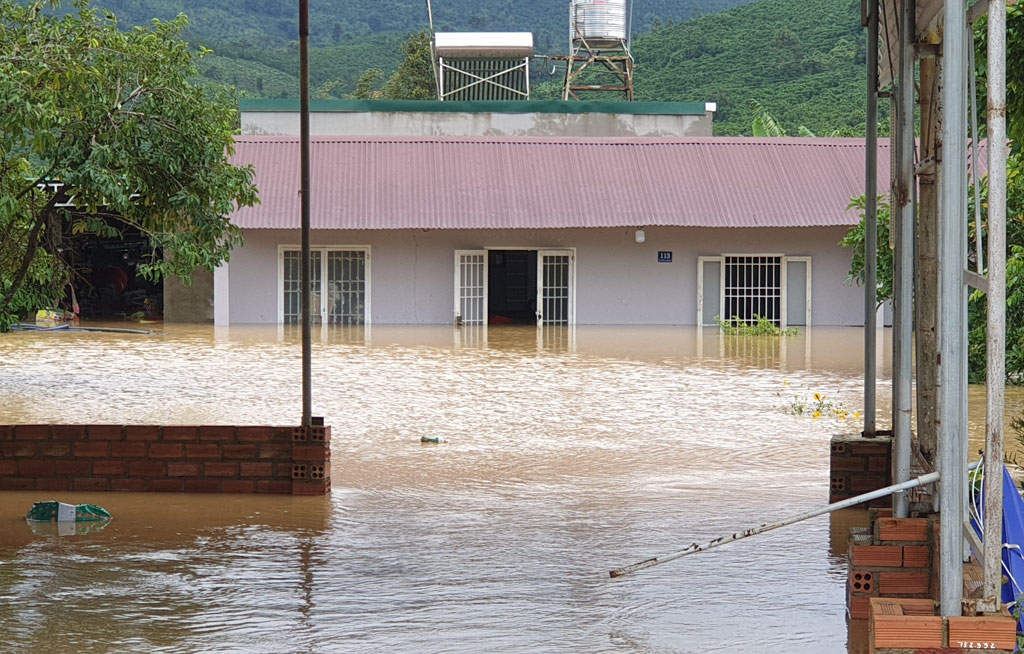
[26,501,111,523]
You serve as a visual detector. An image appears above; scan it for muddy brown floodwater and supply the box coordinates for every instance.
[1,324,1022,654]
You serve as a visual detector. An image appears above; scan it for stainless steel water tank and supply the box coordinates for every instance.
[570,0,627,49]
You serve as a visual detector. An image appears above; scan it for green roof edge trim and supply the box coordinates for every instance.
[239,99,709,116]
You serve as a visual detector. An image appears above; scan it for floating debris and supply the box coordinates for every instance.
[420,436,448,444]
[26,501,111,523]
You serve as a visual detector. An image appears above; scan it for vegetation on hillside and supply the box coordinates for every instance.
[83,0,757,52]
[633,0,878,135]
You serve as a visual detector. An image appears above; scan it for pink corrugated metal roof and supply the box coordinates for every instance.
[229,136,891,230]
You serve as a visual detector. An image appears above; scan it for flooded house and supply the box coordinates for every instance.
[169,100,887,327]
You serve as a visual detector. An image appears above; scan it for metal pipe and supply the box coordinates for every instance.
[299,0,312,427]
[938,0,969,618]
[983,0,1008,606]
[892,0,915,518]
[969,27,984,274]
[609,460,984,578]
[864,0,879,438]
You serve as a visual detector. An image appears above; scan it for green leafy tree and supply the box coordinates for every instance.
[377,29,436,100]
[0,1,258,330]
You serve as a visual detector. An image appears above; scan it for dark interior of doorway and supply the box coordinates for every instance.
[67,227,163,321]
[488,250,537,325]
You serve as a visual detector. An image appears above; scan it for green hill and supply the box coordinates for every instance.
[633,0,876,135]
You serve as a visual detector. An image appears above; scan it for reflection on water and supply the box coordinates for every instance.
[0,324,1021,653]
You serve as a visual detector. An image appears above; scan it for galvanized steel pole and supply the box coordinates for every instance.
[982,0,1007,606]
[938,0,969,618]
[299,0,312,427]
[892,0,916,518]
[864,0,879,438]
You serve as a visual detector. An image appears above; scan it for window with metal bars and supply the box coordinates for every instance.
[723,255,782,325]
[282,248,367,325]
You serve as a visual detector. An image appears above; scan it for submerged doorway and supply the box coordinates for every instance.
[454,248,574,326]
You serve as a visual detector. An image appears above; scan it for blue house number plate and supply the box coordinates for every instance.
[657,251,673,263]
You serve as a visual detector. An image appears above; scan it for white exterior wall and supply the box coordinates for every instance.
[227,226,864,326]
[240,110,714,138]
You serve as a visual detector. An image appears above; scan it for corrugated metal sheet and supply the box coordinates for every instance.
[229,136,891,230]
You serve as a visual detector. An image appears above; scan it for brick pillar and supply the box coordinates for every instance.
[290,425,331,495]
[830,434,892,505]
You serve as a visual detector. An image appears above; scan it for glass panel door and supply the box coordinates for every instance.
[282,250,322,325]
[537,250,572,325]
[454,250,487,325]
[327,250,366,325]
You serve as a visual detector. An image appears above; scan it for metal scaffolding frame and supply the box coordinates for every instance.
[873,0,1007,617]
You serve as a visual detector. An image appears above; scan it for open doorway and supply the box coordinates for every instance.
[487,250,536,324]
[454,248,574,326]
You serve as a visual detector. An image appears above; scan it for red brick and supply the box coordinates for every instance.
[52,425,87,439]
[240,462,274,477]
[166,461,201,477]
[851,442,891,455]
[185,443,220,459]
[111,478,147,491]
[259,444,291,460]
[17,459,52,476]
[149,443,184,458]
[204,462,238,477]
[867,456,890,472]
[199,426,236,442]
[851,545,903,568]
[87,425,123,440]
[848,595,871,620]
[125,426,161,441]
[849,569,876,595]
[129,461,166,477]
[37,441,72,457]
[110,442,148,458]
[237,427,273,442]
[2,442,36,457]
[56,459,92,475]
[830,456,866,472]
[150,479,184,492]
[163,427,198,441]
[292,445,330,462]
[878,518,929,542]
[184,479,221,492]
[73,442,109,457]
[878,571,930,595]
[0,460,15,475]
[276,462,296,479]
[947,613,1018,650]
[292,480,331,495]
[0,477,34,490]
[222,444,255,459]
[0,426,11,441]
[72,478,110,491]
[222,480,256,493]
[273,427,296,443]
[14,425,51,440]
[92,460,127,475]
[902,546,930,568]
[35,478,71,491]
[851,474,889,491]
[257,480,293,494]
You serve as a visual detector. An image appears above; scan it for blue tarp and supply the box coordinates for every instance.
[972,465,1024,643]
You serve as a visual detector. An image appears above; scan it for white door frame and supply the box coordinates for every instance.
[536,249,576,325]
[277,245,371,325]
[454,247,577,326]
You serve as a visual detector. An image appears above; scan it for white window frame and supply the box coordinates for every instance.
[453,247,577,326]
[277,245,371,325]
[697,253,812,328]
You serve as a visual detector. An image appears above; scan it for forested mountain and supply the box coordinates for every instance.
[633,0,877,135]
[88,0,756,53]
[70,0,877,136]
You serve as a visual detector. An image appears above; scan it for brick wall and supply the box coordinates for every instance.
[0,425,331,495]
[847,514,932,620]
[830,434,892,505]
